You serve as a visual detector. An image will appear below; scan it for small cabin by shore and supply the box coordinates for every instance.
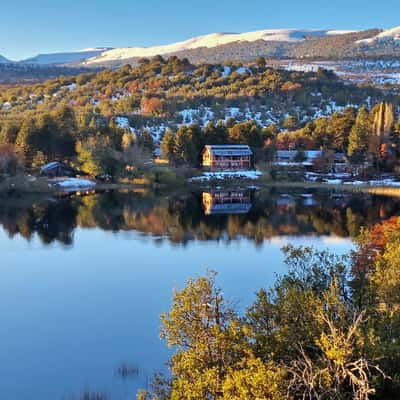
[201,145,252,171]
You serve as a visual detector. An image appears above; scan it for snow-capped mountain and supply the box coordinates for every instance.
[357,26,400,44]
[2,26,400,69]
[0,55,10,63]
[21,48,112,65]
[84,29,356,65]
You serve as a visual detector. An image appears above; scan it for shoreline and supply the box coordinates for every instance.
[3,174,400,198]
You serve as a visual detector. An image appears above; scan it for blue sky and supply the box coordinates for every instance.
[1,0,399,60]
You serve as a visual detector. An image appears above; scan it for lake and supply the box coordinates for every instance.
[0,187,399,400]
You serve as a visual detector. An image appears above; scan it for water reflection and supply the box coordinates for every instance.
[0,188,399,246]
[202,190,253,215]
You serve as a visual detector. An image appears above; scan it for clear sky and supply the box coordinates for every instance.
[1,0,399,60]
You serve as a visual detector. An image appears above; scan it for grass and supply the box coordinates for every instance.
[0,174,54,195]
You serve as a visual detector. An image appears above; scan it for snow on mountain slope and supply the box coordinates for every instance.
[0,55,10,63]
[357,26,400,44]
[84,29,356,65]
[22,48,112,65]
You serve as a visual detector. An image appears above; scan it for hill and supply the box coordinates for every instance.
[0,55,10,64]
[78,27,400,67]
[22,48,111,65]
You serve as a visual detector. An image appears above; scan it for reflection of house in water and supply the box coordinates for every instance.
[202,145,252,171]
[202,190,252,215]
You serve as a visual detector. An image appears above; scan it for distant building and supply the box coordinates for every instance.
[202,190,252,215]
[276,150,323,166]
[201,145,252,171]
[40,161,77,178]
[276,150,347,171]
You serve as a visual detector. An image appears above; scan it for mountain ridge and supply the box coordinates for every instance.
[2,26,400,67]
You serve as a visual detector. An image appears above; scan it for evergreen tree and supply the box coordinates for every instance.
[15,118,37,164]
[175,125,199,165]
[160,129,176,162]
[347,106,372,163]
[0,121,20,144]
[140,130,155,153]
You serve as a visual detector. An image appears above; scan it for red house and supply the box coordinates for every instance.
[201,145,252,171]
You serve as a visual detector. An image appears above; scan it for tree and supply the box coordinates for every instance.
[328,109,356,152]
[0,121,20,144]
[222,356,285,400]
[347,106,372,163]
[372,102,394,142]
[203,121,228,145]
[255,57,266,69]
[282,115,299,131]
[160,129,176,163]
[0,144,23,175]
[370,103,394,168]
[140,130,155,153]
[15,117,37,163]
[158,272,250,399]
[174,125,202,166]
[141,96,164,115]
[228,121,263,148]
[287,287,381,400]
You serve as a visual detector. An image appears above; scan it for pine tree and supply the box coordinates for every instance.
[15,118,37,165]
[0,121,20,144]
[160,129,176,162]
[347,106,372,163]
[141,130,155,152]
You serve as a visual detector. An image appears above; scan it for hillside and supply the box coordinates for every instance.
[357,26,400,44]
[0,57,391,127]
[22,48,111,65]
[1,26,400,85]
[0,56,399,178]
[2,26,400,70]
[77,27,400,67]
[0,63,98,84]
[0,55,10,64]
[82,29,357,65]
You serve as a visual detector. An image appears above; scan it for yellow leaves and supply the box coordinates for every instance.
[170,366,220,400]
[222,356,285,400]
[317,331,351,366]
[371,241,400,311]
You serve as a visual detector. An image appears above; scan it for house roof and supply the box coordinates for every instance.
[204,145,252,157]
[276,150,323,159]
[40,161,63,172]
[40,161,75,173]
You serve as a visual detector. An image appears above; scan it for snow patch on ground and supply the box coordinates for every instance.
[190,170,262,182]
[357,26,400,44]
[85,29,356,65]
[179,107,215,125]
[54,178,96,189]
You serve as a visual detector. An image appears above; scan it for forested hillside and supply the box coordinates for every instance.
[0,56,399,176]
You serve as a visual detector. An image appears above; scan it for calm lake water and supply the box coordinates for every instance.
[1,188,399,400]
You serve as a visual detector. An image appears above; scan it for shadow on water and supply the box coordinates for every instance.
[63,391,109,400]
[63,361,140,400]
[116,362,140,380]
[0,187,400,246]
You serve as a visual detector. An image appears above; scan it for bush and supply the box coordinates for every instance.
[0,144,23,176]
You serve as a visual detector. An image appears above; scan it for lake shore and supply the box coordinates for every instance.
[3,173,400,199]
